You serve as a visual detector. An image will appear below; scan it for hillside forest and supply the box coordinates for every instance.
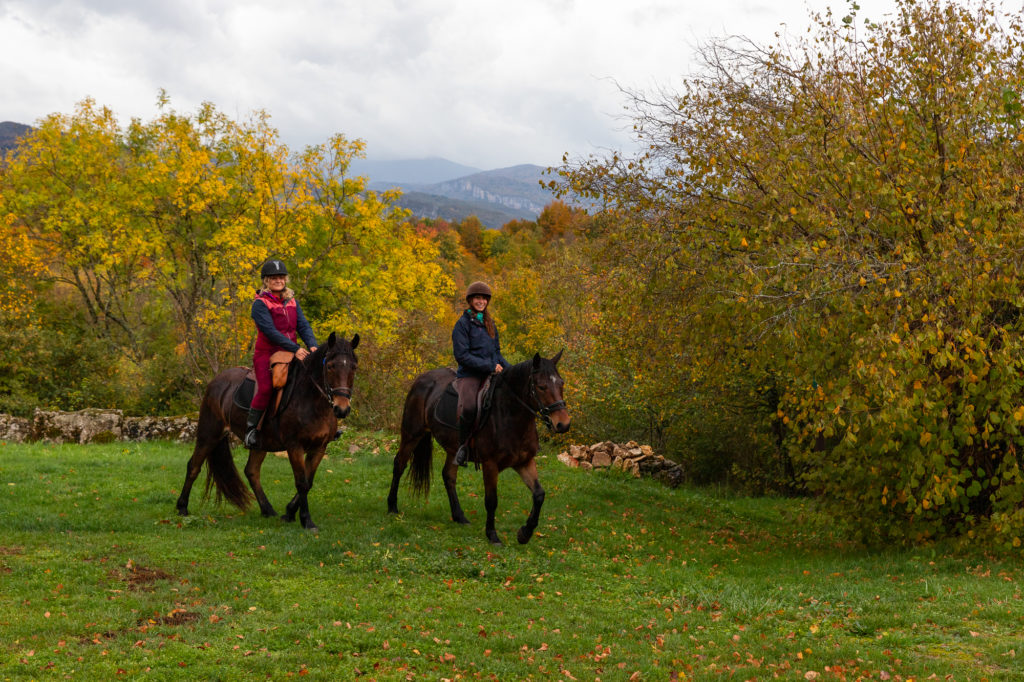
[3,0,1024,549]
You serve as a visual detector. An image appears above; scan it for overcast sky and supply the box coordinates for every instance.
[2,0,902,169]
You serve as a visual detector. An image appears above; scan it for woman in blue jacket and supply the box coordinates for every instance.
[452,281,509,466]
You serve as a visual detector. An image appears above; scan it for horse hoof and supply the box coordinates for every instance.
[261,509,278,518]
[176,508,189,517]
[517,528,532,544]
[305,524,319,532]
[453,515,471,525]
[280,513,295,523]
[487,533,503,546]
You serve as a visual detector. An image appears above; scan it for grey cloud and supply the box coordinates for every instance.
[1,0,905,168]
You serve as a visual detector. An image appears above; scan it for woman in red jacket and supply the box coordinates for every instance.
[244,259,319,449]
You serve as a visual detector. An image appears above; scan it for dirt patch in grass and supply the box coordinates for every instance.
[78,630,118,645]
[139,609,201,627]
[79,609,201,645]
[0,546,22,573]
[107,560,174,591]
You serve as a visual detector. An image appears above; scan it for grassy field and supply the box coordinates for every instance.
[1,432,1021,681]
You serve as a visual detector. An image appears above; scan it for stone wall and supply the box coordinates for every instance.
[557,440,685,488]
[0,409,196,444]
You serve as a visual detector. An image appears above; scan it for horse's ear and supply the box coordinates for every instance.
[350,333,360,350]
[552,348,563,365]
[532,353,541,369]
[328,331,337,347]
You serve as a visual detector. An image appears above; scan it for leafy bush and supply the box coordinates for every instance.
[557,0,1024,545]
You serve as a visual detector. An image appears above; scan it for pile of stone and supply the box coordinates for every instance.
[0,413,33,442]
[556,440,685,488]
[0,408,197,444]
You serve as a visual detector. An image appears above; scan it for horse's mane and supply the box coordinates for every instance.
[293,343,330,384]
[303,344,326,369]
[302,336,353,370]
[494,357,541,394]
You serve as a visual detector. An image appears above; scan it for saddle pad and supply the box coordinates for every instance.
[231,370,298,417]
[233,376,256,411]
[433,383,460,430]
[432,376,496,430]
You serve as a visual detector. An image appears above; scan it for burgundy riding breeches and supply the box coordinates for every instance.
[250,348,275,410]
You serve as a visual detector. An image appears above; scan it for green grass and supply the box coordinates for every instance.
[1,433,1021,680]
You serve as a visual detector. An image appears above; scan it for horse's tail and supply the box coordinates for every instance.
[203,435,253,511]
[408,434,434,497]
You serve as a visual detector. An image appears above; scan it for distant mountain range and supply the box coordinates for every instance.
[347,157,481,185]
[352,158,561,228]
[0,121,31,154]
[2,121,561,228]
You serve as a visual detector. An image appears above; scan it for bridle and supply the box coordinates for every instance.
[508,369,567,430]
[306,351,353,405]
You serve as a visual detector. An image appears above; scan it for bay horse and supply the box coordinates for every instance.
[175,332,359,531]
[387,351,570,545]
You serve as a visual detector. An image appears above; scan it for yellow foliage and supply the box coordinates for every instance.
[0,97,454,378]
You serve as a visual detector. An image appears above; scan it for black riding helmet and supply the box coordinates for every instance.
[261,259,288,278]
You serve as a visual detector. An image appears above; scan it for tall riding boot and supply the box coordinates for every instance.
[454,413,473,467]
[243,408,265,449]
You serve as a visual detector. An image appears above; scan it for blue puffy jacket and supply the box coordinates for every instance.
[452,309,509,378]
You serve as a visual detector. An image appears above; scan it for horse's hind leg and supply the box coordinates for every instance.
[514,460,546,545]
[176,445,207,516]
[243,450,277,517]
[386,434,418,514]
[442,451,470,525]
[175,410,223,515]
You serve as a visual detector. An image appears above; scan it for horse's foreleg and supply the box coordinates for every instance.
[243,450,277,517]
[282,448,317,531]
[284,449,326,529]
[482,462,502,545]
[442,452,470,525]
[515,460,545,545]
[303,449,327,489]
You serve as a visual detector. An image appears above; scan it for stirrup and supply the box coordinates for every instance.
[244,429,260,449]
[454,443,470,467]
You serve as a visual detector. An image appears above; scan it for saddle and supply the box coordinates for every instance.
[432,374,496,431]
[232,351,298,420]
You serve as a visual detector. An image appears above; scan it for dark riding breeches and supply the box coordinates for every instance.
[456,376,482,425]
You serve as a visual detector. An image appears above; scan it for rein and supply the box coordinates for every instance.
[505,369,566,431]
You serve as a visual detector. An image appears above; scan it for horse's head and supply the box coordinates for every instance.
[531,349,571,434]
[321,331,360,419]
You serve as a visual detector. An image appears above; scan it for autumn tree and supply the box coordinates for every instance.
[557,0,1024,545]
[1,100,160,360]
[536,200,586,244]
[454,215,488,262]
[0,96,453,415]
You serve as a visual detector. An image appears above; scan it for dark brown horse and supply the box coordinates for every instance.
[176,332,359,531]
[387,351,570,545]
